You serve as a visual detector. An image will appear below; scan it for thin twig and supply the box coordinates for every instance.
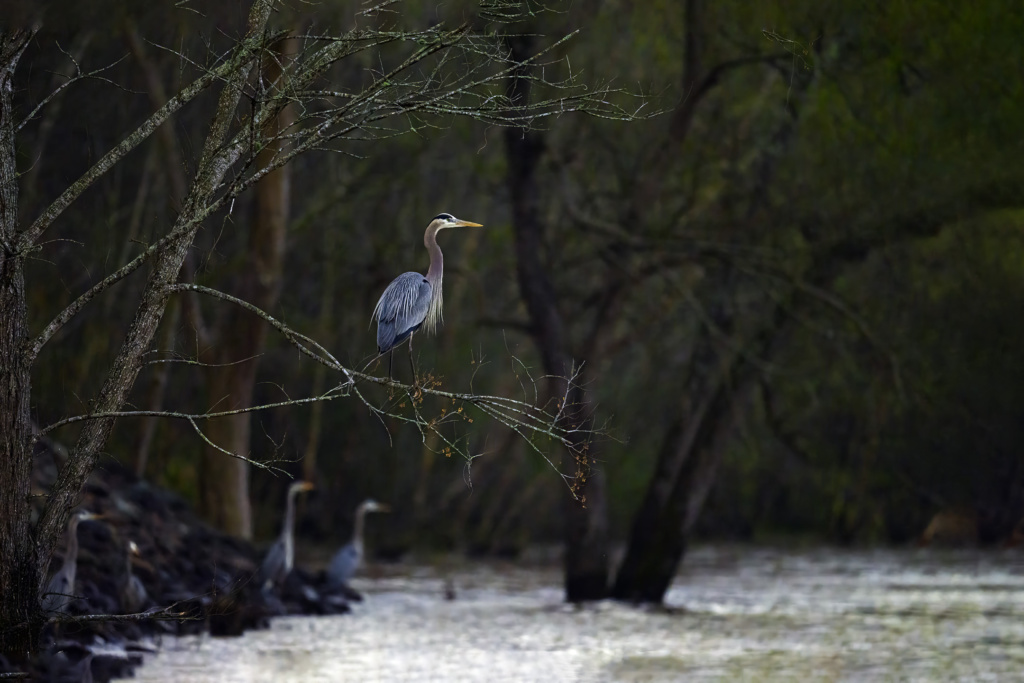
[49,600,195,625]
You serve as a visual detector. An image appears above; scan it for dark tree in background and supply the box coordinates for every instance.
[3,0,1024,665]
[505,31,611,601]
[0,27,38,664]
[0,0,632,659]
[191,36,298,539]
[495,0,1024,603]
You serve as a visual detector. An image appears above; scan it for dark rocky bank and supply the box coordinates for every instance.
[0,456,353,682]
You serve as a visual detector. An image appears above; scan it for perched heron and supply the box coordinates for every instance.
[326,499,390,589]
[372,213,484,375]
[119,541,150,614]
[259,480,314,592]
[41,511,101,615]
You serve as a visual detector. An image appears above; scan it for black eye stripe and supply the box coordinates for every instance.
[432,213,455,222]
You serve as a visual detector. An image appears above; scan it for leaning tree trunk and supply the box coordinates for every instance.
[611,348,747,602]
[0,29,41,663]
[612,292,787,603]
[199,36,295,539]
[610,0,813,600]
[505,35,610,602]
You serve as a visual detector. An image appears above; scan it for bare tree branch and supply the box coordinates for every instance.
[15,28,283,252]
[15,52,123,134]
[48,601,193,625]
[25,191,233,363]
[170,283,345,373]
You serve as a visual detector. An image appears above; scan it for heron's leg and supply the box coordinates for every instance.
[388,349,394,380]
[408,333,419,385]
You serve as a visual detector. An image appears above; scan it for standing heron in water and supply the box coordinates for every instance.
[41,511,101,615]
[325,499,390,590]
[259,480,314,593]
[372,213,484,376]
[120,541,151,614]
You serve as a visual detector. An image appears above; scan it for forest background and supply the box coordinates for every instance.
[7,0,1024,595]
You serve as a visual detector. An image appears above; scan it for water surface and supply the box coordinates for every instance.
[122,546,1024,681]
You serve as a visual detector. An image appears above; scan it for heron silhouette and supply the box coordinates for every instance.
[372,213,483,377]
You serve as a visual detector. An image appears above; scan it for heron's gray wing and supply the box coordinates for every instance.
[41,570,72,614]
[373,272,432,353]
[326,542,362,587]
[260,538,287,589]
[122,574,150,614]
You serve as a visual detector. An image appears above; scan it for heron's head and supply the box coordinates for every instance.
[290,480,315,495]
[430,213,483,231]
[77,511,103,523]
[361,499,391,514]
[129,541,141,556]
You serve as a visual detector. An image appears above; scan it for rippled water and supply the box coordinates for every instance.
[120,546,1024,682]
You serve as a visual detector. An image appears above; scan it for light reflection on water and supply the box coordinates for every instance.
[121,546,1024,682]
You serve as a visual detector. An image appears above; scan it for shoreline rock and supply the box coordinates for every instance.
[3,458,352,682]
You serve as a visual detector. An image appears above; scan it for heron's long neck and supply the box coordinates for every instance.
[353,506,368,547]
[65,518,80,565]
[284,488,299,541]
[65,517,81,585]
[423,225,444,334]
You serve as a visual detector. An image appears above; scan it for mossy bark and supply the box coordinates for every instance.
[0,28,42,664]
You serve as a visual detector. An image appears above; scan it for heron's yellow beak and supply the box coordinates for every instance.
[455,220,483,228]
[378,503,392,513]
[299,481,315,491]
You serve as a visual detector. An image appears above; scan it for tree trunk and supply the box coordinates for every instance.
[504,35,609,601]
[556,377,610,601]
[0,29,40,663]
[198,36,296,539]
[612,292,783,603]
[200,368,257,536]
[611,360,746,602]
[135,298,179,477]
[610,10,817,601]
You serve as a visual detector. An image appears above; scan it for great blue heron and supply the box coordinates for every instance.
[259,480,314,593]
[325,499,390,589]
[41,511,101,615]
[119,541,150,614]
[43,642,96,683]
[372,213,484,375]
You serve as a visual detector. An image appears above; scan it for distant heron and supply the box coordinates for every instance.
[326,499,390,589]
[260,480,314,593]
[372,213,483,375]
[41,511,101,615]
[120,541,150,614]
[46,642,96,683]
